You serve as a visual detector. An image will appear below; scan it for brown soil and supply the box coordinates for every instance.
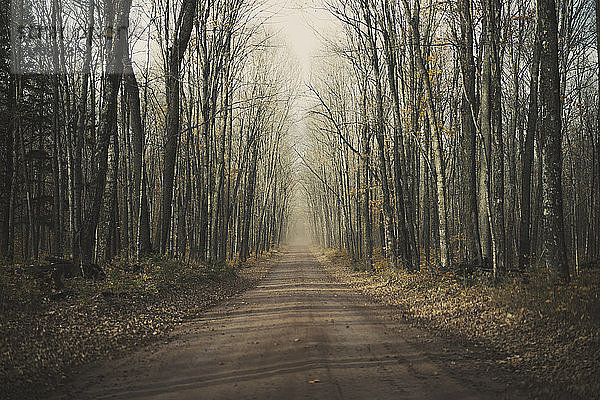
[51,245,543,399]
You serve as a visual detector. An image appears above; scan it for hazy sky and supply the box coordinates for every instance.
[257,0,339,153]
[263,0,336,80]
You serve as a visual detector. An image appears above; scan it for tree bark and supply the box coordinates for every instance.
[0,71,14,259]
[239,134,259,262]
[479,4,494,266]
[382,0,415,268]
[360,83,373,269]
[457,0,482,265]
[122,44,151,258]
[537,0,569,282]
[594,0,600,261]
[488,0,505,277]
[519,19,541,269]
[401,0,450,269]
[364,6,398,269]
[80,0,130,270]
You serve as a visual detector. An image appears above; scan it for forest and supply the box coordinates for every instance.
[1,0,599,398]
[1,0,296,273]
[1,0,598,281]
[303,0,599,282]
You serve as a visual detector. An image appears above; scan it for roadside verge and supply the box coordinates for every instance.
[0,252,276,400]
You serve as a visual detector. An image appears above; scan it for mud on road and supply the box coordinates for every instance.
[53,246,533,399]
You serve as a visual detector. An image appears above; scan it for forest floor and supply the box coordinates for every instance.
[0,252,274,400]
[42,244,564,400]
[316,247,600,400]
[2,246,597,399]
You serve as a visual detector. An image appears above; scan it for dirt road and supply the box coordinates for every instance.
[55,246,527,399]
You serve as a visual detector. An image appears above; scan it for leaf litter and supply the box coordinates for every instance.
[316,247,600,400]
[0,256,273,400]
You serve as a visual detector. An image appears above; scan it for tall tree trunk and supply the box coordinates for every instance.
[457,0,482,265]
[80,0,130,270]
[105,131,120,260]
[1,73,14,259]
[519,20,541,269]
[138,165,152,257]
[382,0,415,268]
[198,60,211,261]
[123,44,151,258]
[419,136,431,263]
[489,0,505,277]
[211,39,231,262]
[506,17,521,269]
[594,0,600,261]
[7,124,17,261]
[16,76,35,260]
[402,0,450,269]
[159,63,179,255]
[365,11,398,269]
[360,86,373,269]
[479,6,493,266]
[70,0,93,266]
[158,0,197,254]
[239,137,259,262]
[537,0,569,282]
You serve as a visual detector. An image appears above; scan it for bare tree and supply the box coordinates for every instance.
[538,0,569,282]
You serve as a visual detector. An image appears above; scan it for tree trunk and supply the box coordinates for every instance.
[158,0,197,254]
[239,138,259,262]
[360,86,373,269]
[123,47,151,258]
[80,0,130,270]
[1,73,14,259]
[382,1,415,268]
[519,20,541,269]
[594,0,600,261]
[537,0,569,282]
[457,0,482,265]
[366,20,398,269]
[70,0,93,267]
[489,0,505,277]
[402,0,450,269]
[211,41,231,262]
[138,165,152,257]
[105,131,120,261]
[479,6,493,266]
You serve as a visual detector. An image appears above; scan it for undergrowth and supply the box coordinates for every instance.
[495,267,600,328]
[325,247,600,328]
[0,256,238,314]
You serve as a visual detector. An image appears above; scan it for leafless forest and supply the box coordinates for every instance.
[1,0,598,280]
[304,0,600,283]
[1,0,600,398]
[2,0,299,273]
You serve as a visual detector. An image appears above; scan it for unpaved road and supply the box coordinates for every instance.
[54,246,528,399]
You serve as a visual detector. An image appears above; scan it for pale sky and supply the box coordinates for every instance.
[257,0,339,156]
[263,0,336,80]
